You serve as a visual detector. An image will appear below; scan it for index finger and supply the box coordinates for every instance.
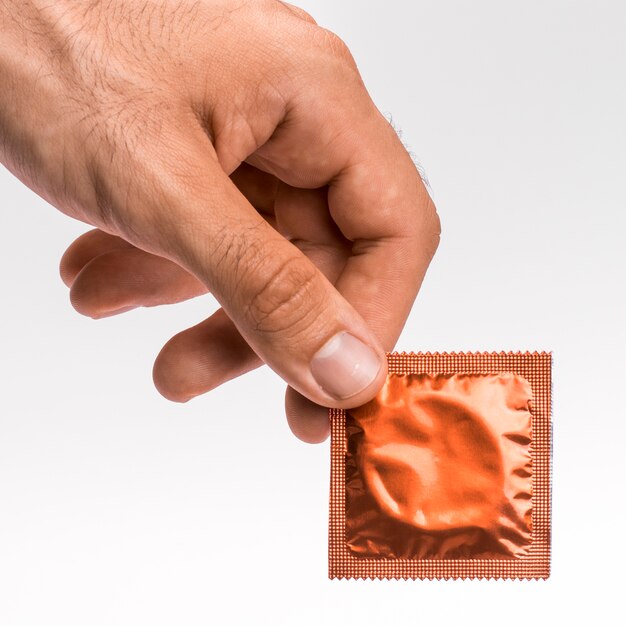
[328,110,441,350]
[251,84,440,353]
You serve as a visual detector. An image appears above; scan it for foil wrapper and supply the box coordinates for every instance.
[328,352,551,580]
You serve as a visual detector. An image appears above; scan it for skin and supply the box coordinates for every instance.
[0,0,440,443]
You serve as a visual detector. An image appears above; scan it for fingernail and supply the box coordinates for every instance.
[310,332,382,400]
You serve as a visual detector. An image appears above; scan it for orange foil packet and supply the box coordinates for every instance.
[328,351,552,580]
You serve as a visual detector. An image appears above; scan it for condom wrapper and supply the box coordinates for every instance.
[329,352,551,580]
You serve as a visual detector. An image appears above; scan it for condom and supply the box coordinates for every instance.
[328,352,551,580]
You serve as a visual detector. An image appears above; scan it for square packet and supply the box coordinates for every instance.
[328,351,552,580]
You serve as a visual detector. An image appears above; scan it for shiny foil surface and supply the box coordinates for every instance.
[345,373,533,560]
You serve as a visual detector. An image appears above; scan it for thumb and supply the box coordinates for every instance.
[113,127,387,409]
[214,217,388,408]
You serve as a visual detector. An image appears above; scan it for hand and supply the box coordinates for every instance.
[0,0,440,442]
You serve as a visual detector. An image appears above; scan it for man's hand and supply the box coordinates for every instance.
[0,0,440,442]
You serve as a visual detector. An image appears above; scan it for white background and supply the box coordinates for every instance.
[1,1,624,624]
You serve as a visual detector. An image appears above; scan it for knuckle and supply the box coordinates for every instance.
[400,192,441,261]
[423,196,442,257]
[320,29,349,56]
[85,156,115,231]
[242,253,324,338]
[317,28,357,68]
[293,7,317,24]
[277,1,317,24]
